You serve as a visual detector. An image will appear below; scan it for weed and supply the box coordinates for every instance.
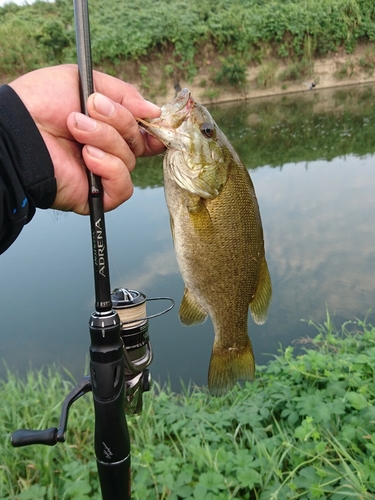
[359,46,375,76]
[257,61,278,88]
[139,64,151,92]
[2,315,375,498]
[336,59,357,79]
[278,59,310,82]
[201,88,221,101]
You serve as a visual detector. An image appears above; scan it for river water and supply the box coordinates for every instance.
[0,84,374,391]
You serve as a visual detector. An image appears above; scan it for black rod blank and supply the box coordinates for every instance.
[74,0,112,312]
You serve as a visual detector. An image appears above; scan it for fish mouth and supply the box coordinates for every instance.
[137,88,194,143]
[157,87,194,121]
[171,88,193,113]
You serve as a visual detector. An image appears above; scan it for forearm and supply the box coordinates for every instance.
[0,85,56,254]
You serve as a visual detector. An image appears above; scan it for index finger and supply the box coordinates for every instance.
[92,71,161,119]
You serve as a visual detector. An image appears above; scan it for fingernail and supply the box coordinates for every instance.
[75,113,96,131]
[86,145,105,159]
[94,93,115,117]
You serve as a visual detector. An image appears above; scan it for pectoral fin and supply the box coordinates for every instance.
[186,195,215,238]
[179,287,208,325]
[250,256,272,325]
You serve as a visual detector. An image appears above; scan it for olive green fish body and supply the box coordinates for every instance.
[140,90,272,395]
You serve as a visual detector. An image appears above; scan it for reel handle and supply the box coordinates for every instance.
[11,428,58,447]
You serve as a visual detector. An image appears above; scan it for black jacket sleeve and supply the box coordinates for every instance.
[0,84,56,254]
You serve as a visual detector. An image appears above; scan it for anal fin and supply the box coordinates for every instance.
[179,287,208,326]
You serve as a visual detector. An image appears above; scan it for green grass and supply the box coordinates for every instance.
[1,314,375,499]
[0,0,375,82]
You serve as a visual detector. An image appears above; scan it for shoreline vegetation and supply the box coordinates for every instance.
[1,316,375,498]
[1,0,375,105]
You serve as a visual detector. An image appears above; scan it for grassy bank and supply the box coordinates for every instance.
[1,314,374,499]
[1,0,375,100]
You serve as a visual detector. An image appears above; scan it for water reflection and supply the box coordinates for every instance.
[256,156,375,335]
[0,85,374,391]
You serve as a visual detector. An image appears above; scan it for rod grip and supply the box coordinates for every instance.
[96,457,131,499]
[11,428,58,447]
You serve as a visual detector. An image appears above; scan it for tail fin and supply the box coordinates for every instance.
[208,343,255,397]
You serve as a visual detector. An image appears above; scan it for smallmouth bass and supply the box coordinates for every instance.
[139,89,272,396]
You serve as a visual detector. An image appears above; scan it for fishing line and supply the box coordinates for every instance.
[115,296,175,326]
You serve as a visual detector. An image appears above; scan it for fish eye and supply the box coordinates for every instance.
[200,122,215,139]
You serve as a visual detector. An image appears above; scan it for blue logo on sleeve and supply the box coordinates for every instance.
[13,197,28,214]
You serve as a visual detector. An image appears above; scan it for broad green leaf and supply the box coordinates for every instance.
[193,483,207,499]
[346,391,368,410]
[236,467,261,488]
[198,471,226,493]
[63,480,91,496]
[18,486,47,500]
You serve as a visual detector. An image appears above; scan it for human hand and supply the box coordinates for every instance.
[9,64,164,214]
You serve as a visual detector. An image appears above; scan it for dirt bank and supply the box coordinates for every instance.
[131,43,375,106]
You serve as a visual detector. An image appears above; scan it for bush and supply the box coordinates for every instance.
[1,0,375,80]
[214,56,248,87]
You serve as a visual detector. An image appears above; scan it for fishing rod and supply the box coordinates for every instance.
[11,1,173,498]
[73,0,132,496]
